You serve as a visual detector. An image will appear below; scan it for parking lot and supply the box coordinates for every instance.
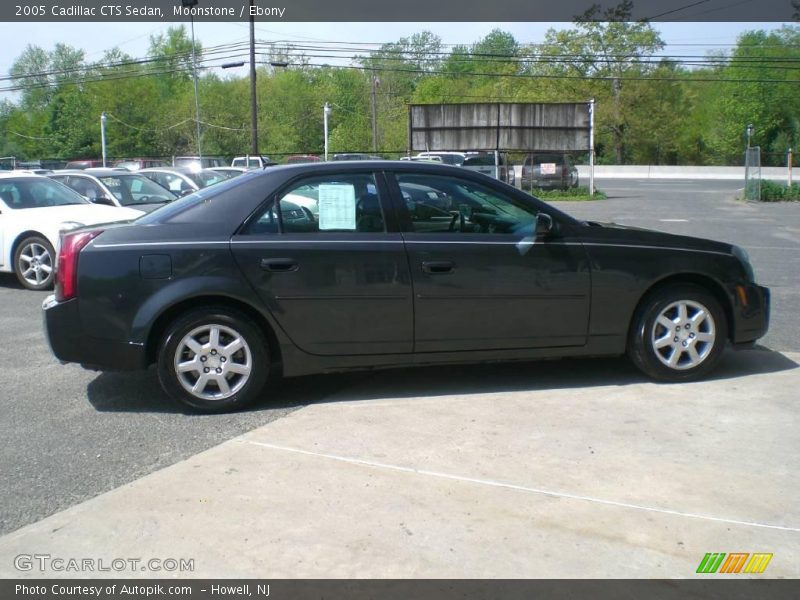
[0,178,797,577]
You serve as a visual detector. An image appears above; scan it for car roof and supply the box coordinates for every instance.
[0,171,45,180]
[141,166,194,175]
[56,168,133,177]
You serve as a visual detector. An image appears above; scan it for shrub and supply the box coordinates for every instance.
[758,180,800,202]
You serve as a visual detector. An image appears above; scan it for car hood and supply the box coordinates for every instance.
[15,204,143,224]
[121,202,168,214]
[578,220,734,255]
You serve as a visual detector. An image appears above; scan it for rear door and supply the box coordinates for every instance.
[388,170,591,352]
[231,170,413,356]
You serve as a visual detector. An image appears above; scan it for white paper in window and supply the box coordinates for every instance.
[318,184,356,230]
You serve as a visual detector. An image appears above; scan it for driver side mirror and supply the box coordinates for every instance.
[92,196,116,207]
[535,212,553,236]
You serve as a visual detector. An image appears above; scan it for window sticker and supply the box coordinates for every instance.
[318,183,356,230]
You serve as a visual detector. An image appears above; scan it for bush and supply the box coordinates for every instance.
[530,187,607,201]
[758,180,800,202]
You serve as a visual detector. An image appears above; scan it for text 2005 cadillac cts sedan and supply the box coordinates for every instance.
[43,162,769,412]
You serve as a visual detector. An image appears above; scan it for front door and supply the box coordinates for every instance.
[388,171,591,352]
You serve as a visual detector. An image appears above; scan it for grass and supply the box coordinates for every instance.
[524,186,607,201]
[753,180,800,202]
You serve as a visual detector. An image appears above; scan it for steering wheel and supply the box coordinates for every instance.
[448,212,459,232]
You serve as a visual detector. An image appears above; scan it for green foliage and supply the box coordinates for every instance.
[757,180,800,201]
[531,187,607,201]
[1,11,799,167]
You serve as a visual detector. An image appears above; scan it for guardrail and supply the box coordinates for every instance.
[573,165,798,181]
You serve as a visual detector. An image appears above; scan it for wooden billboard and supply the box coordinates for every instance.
[408,102,592,153]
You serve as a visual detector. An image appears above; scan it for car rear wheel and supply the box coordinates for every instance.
[157,307,270,412]
[14,235,55,290]
[628,285,727,382]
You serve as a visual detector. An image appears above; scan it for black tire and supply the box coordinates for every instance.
[628,284,728,382]
[13,235,55,291]
[157,306,270,412]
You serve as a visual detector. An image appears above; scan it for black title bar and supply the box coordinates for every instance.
[1,0,797,22]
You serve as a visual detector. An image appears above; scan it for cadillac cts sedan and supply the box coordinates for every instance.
[42,162,769,412]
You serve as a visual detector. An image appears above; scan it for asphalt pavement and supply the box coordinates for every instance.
[0,177,797,543]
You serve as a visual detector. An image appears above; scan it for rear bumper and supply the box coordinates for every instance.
[42,295,147,371]
[732,284,770,347]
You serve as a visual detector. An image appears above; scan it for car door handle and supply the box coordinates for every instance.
[260,258,299,272]
[421,260,454,274]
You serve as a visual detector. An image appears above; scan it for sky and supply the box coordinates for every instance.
[0,20,791,80]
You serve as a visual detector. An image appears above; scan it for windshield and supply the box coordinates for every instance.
[192,170,230,188]
[98,175,177,206]
[425,154,464,166]
[463,154,504,166]
[0,178,89,209]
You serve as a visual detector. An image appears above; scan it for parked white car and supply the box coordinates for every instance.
[0,173,141,290]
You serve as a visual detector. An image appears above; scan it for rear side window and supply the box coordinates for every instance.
[463,154,506,166]
[244,173,385,235]
[525,154,563,166]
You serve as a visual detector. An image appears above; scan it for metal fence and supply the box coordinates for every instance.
[744,147,761,201]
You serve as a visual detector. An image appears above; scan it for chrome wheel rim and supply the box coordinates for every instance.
[18,242,53,286]
[174,324,252,400]
[651,300,716,371]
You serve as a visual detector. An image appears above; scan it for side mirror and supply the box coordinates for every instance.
[92,196,116,207]
[535,212,553,235]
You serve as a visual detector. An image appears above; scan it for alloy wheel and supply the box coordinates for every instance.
[650,300,716,370]
[173,324,253,400]
[18,242,53,287]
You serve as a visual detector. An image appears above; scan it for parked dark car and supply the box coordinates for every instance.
[64,160,104,170]
[286,155,322,164]
[521,153,579,190]
[332,153,383,161]
[43,162,769,412]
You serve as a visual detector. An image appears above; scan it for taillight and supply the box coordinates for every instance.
[55,229,103,302]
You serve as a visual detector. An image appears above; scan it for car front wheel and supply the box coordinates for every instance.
[628,285,727,382]
[14,235,55,290]
[157,307,270,412]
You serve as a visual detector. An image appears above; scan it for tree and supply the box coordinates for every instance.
[539,0,665,162]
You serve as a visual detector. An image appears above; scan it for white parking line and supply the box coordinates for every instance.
[239,439,800,533]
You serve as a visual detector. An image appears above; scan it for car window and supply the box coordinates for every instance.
[99,175,175,205]
[395,174,536,235]
[525,154,563,166]
[149,172,192,194]
[245,173,384,235]
[63,176,103,200]
[0,178,88,209]
[463,154,506,166]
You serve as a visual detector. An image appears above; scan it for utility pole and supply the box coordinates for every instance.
[589,99,595,196]
[188,7,202,159]
[249,0,258,155]
[323,102,331,161]
[371,75,379,154]
[100,112,107,167]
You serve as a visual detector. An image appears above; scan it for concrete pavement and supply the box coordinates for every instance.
[1,349,797,579]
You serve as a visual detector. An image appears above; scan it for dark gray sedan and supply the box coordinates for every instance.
[43,162,769,412]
